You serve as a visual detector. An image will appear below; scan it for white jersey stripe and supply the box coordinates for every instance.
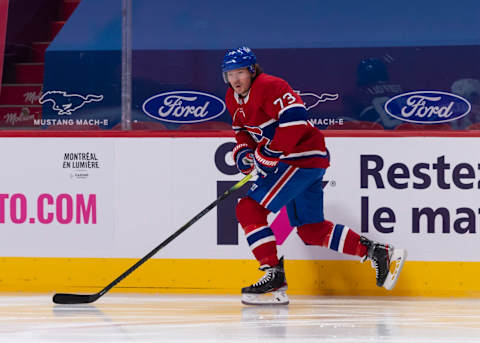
[279,120,308,128]
[262,166,298,208]
[337,226,349,253]
[250,235,276,250]
[282,150,328,158]
[327,228,335,249]
[259,118,277,128]
[259,166,292,206]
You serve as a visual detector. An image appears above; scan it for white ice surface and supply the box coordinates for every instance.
[0,294,479,342]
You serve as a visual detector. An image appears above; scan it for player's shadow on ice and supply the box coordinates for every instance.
[52,304,106,317]
[52,304,128,334]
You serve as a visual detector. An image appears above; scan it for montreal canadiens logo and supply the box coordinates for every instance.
[142,91,226,124]
[384,91,471,124]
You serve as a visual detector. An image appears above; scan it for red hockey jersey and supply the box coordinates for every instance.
[225,73,330,169]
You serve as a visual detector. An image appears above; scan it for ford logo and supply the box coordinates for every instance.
[384,91,471,124]
[142,91,226,124]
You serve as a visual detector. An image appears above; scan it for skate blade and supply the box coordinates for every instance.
[241,287,289,306]
[383,249,407,290]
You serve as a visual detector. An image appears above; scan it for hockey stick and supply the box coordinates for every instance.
[52,172,254,304]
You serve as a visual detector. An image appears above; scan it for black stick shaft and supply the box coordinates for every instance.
[53,173,253,304]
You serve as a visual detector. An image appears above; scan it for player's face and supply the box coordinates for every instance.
[226,68,253,96]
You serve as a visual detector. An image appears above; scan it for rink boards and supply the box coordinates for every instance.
[0,131,479,296]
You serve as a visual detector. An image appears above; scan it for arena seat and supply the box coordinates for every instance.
[467,122,480,130]
[178,121,231,131]
[394,123,452,130]
[112,121,167,130]
[326,121,384,130]
[46,124,101,130]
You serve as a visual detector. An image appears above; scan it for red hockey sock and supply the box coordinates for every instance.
[236,197,278,267]
[297,221,367,257]
[244,224,279,268]
[236,196,270,227]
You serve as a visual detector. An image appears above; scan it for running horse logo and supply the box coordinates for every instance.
[294,90,339,111]
[39,91,104,115]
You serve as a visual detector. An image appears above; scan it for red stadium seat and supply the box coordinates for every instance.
[326,121,384,130]
[394,123,452,130]
[46,124,102,130]
[112,121,167,130]
[467,122,480,130]
[178,121,231,131]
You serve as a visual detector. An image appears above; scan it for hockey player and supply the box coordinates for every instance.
[222,46,407,305]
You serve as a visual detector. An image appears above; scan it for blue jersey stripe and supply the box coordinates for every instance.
[279,106,308,124]
[247,227,275,246]
[283,154,329,161]
[330,224,345,251]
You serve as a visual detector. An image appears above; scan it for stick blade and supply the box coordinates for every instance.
[53,293,99,304]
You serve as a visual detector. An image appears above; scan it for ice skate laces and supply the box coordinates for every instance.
[373,245,391,280]
[361,243,386,279]
[370,253,380,279]
[253,268,274,287]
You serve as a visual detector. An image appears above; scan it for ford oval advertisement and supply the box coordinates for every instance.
[384,91,471,124]
[142,91,226,124]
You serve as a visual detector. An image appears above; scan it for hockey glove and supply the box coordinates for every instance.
[254,144,281,177]
[233,144,255,175]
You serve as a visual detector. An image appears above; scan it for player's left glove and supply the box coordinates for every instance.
[233,143,255,175]
[254,144,282,177]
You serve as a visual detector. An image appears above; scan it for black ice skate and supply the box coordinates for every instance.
[360,237,407,290]
[241,257,289,305]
